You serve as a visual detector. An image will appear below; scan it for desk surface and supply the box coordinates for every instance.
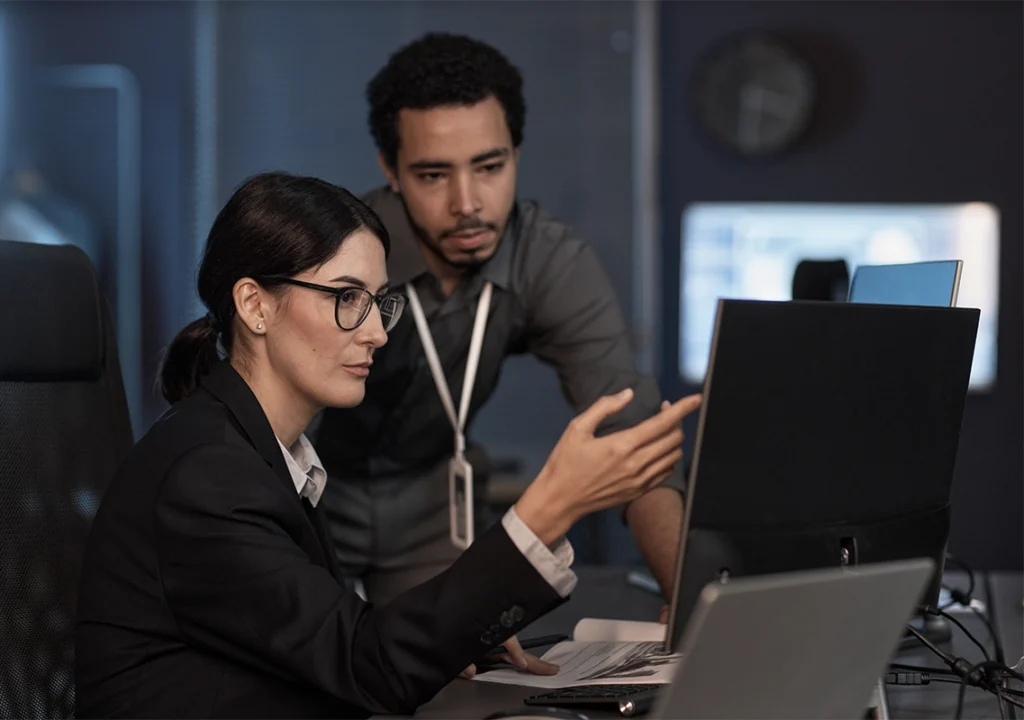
[394,567,1020,720]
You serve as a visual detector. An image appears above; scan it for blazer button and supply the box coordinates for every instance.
[510,605,525,623]
[480,631,495,645]
[500,610,514,628]
[489,623,502,637]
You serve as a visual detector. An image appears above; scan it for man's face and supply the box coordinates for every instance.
[381,95,518,270]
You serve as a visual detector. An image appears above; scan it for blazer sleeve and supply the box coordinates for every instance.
[154,442,565,715]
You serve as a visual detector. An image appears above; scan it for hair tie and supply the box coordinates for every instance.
[205,312,221,335]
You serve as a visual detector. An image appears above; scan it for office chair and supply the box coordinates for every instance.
[791,259,850,301]
[0,240,133,718]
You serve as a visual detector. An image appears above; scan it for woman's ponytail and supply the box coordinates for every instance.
[157,314,221,404]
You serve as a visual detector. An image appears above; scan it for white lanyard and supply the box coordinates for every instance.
[405,281,493,461]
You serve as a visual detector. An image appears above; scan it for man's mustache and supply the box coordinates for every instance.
[441,219,499,239]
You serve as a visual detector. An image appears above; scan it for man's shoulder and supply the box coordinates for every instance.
[515,199,579,245]
[359,185,392,210]
[511,200,593,274]
[358,186,415,241]
[359,186,406,227]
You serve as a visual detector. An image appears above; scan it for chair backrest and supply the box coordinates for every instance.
[0,239,133,718]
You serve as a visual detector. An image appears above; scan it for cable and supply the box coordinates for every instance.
[942,566,1018,720]
[925,676,1024,697]
[885,671,933,686]
[906,557,1021,719]
[931,607,991,663]
[906,624,1024,719]
[972,605,1005,663]
[956,672,969,719]
[905,623,955,664]
[889,661,957,676]
[999,691,1024,710]
[984,571,1017,720]
[943,580,1005,665]
[944,553,976,604]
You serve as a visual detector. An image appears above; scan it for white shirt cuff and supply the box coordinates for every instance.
[501,506,578,598]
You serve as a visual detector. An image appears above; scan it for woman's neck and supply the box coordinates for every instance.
[231,357,317,448]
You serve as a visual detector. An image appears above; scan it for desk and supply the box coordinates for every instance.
[398,568,1021,719]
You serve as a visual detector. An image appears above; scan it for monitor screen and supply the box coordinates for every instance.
[848,260,961,307]
[679,203,999,390]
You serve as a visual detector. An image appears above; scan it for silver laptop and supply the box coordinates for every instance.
[653,558,934,720]
[847,259,962,307]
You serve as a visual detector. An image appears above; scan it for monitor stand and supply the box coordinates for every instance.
[900,612,952,651]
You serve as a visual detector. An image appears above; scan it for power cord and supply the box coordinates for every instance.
[935,554,1016,719]
[944,582,1004,662]
[942,553,976,610]
[929,607,990,663]
[904,623,1024,719]
[886,669,1024,699]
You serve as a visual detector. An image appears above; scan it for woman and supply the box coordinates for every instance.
[74,172,699,718]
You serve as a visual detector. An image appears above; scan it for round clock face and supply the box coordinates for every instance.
[692,34,816,158]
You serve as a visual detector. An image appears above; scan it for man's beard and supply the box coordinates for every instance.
[397,195,501,271]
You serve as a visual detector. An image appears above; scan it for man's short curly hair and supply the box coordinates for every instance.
[367,33,526,169]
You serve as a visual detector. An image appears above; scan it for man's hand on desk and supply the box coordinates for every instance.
[459,635,559,679]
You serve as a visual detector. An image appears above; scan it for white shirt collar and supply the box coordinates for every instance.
[276,433,327,507]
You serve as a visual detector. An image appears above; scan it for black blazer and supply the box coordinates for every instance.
[75,361,565,718]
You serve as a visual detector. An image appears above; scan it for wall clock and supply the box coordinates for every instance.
[692,33,817,158]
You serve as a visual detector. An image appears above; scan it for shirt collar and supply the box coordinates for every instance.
[275,433,327,507]
[370,186,517,291]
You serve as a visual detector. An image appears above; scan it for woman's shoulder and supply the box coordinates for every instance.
[116,389,257,487]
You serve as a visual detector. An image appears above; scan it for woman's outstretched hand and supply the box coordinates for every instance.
[516,391,702,546]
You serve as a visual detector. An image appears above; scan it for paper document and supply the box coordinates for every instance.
[471,618,678,689]
[573,618,666,643]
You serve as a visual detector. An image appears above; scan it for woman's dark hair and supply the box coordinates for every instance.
[367,32,526,169]
[158,171,390,405]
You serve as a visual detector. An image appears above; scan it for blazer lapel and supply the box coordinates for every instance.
[200,361,337,575]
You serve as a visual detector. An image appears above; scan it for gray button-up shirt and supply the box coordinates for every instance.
[314,187,682,493]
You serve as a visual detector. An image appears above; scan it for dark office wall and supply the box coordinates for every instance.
[8,1,197,432]
[659,1,1023,570]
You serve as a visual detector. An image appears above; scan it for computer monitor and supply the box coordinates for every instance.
[848,260,962,307]
[678,203,999,391]
[665,299,979,652]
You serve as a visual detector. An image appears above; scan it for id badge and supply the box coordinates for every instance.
[449,456,474,549]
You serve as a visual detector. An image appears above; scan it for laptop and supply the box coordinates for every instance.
[525,559,933,719]
[847,259,962,307]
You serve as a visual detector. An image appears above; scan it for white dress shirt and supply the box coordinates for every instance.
[276,434,578,597]
[276,434,327,507]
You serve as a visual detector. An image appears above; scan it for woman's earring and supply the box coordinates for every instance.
[256,323,263,330]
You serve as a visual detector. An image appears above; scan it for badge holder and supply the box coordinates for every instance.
[449,454,474,549]
[406,281,493,552]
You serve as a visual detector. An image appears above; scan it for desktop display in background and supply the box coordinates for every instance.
[679,202,999,390]
[848,260,962,307]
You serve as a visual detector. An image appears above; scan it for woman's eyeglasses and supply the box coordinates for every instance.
[254,276,405,332]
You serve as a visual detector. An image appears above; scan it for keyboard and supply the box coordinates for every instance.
[524,684,661,717]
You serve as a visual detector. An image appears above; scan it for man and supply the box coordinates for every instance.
[314,33,689,608]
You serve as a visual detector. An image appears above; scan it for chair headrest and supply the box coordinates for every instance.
[0,240,104,381]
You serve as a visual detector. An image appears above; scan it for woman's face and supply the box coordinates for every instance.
[265,229,391,410]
